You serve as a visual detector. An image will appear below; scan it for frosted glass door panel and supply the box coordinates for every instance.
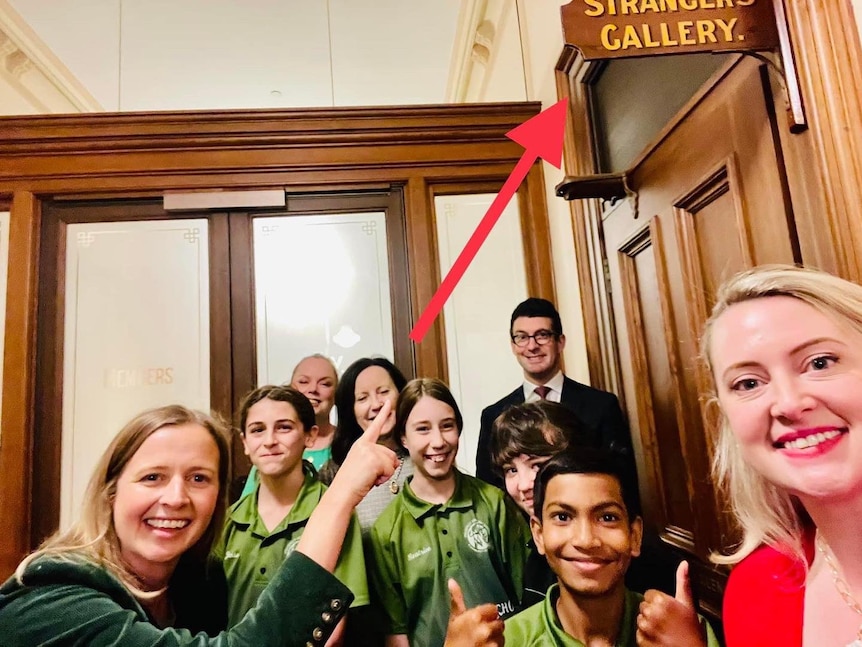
[435,194,528,475]
[61,220,210,528]
[0,212,9,440]
[254,213,394,383]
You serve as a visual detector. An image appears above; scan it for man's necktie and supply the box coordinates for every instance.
[534,385,550,400]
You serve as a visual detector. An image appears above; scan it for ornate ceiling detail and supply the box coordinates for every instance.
[0,0,101,114]
[5,47,31,78]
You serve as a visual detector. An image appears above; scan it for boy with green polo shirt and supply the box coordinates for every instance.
[368,378,530,647]
[504,449,720,647]
[215,385,368,644]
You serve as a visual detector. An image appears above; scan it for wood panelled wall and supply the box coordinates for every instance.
[0,102,555,577]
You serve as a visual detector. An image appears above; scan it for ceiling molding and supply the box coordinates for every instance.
[0,0,102,113]
[445,0,524,104]
[446,0,489,103]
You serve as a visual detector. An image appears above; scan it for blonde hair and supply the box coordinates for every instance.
[16,405,231,592]
[702,264,862,564]
[291,353,339,384]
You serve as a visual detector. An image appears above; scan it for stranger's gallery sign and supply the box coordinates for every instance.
[560,0,779,60]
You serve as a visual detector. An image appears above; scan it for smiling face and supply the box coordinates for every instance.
[503,453,552,516]
[532,472,641,599]
[354,365,399,437]
[241,398,316,479]
[709,295,862,505]
[113,423,220,588]
[511,316,565,384]
[291,356,337,420]
[402,395,460,483]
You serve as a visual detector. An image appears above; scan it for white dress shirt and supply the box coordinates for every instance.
[522,371,564,403]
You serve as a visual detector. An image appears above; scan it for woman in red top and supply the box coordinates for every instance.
[703,265,862,646]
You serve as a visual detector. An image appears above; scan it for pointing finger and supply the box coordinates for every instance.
[360,399,392,445]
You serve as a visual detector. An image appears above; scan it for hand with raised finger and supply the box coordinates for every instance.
[328,399,398,507]
[443,579,505,647]
[636,561,707,647]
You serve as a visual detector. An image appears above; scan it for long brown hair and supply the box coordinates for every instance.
[16,405,231,592]
[393,378,463,445]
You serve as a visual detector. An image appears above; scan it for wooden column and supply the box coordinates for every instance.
[0,191,39,576]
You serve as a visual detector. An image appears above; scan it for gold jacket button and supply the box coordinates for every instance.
[330,599,343,611]
[312,627,324,641]
[322,611,333,624]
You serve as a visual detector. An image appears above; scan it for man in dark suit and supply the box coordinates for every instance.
[475,297,635,491]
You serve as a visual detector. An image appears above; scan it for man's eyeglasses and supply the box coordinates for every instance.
[511,330,557,347]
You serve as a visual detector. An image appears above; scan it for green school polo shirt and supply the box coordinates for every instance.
[369,471,530,647]
[504,585,722,647]
[215,467,369,627]
[240,453,327,499]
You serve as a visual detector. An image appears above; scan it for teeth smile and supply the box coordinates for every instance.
[147,519,190,529]
[779,429,843,450]
[427,454,448,463]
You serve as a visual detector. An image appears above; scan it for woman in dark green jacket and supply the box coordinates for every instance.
[0,401,397,646]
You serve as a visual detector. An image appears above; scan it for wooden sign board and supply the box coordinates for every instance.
[561,0,779,60]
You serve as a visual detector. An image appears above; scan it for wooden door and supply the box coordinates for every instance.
[31,190,414,546]
[601,56,800,618]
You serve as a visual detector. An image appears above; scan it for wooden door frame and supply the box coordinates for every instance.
[32,199,236,545]
[33,190,416,527]
[0,103,556,575]
[555,0,862,621]
[558,0,862,394]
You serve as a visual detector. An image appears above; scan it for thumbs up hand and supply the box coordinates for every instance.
[443,579,505,647]
[635,561,707,647]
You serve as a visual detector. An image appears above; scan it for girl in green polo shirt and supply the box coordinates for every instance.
[215,385,369,645]
[369,378,530,647]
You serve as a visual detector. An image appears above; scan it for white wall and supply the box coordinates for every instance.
[445,0,591,386]
[480,1,528,102]
[435,194,529,475]
[7,0,460,111]
[516,0,591,385]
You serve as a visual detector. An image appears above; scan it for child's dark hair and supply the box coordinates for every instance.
[533,447,640,521]
[237,384,316,434]
[490,401,594,473]
[394,378,463,444]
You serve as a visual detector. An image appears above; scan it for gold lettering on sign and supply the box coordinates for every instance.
[599,17,740,50]
[105,368,175,388]
[579,0,757,15]
[561,0,776,59]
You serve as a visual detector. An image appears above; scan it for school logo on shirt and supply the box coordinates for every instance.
[464,519,491,552]
[283,538,300,558]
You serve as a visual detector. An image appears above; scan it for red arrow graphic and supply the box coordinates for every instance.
[409,99,569,343]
